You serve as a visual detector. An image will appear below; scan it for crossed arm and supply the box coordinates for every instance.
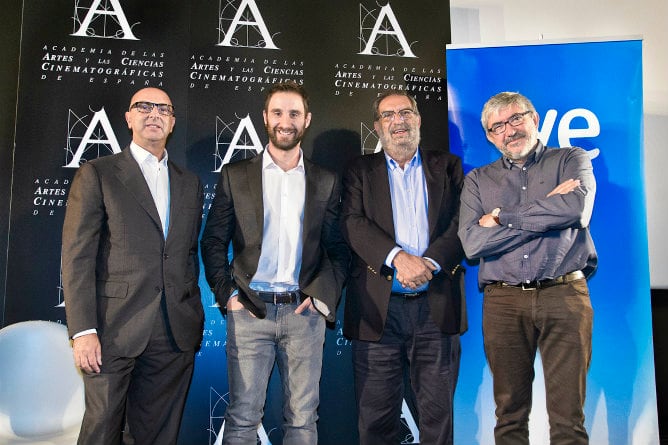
[478,178,581,227]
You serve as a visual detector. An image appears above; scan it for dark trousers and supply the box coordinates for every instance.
[78,308,195,445]
[352,294,460,445]
[483,279,593,445]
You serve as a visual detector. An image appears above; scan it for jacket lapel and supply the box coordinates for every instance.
[246,153,265,233]
[303,158,329,237]
[369,152,395,236]
[114,148,163,236]
[167,159,185,240]
[421,149,444,235]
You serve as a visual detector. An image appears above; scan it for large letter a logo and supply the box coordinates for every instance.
[64,108,122,168]
[218,0,279,49]
[71,0,139,40]
[359,3,416,58]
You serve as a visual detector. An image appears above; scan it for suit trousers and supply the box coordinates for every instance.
[77,301,195,445]
[352,294,460,445]
[483,279,593,445]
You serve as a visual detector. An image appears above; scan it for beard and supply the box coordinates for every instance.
[266,123,306,151]
[499,130,537,161]
[379,123,421,159]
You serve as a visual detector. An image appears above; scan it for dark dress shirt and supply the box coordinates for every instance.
[458,142,597,287]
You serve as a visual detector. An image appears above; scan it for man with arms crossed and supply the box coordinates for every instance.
[201,82,349,445]
[62,87,204,445]
[458,91,597,444]
[341,91,465,445]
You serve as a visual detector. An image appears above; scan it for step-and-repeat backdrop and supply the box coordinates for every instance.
[4,1,451,444]
[4,3,658,443]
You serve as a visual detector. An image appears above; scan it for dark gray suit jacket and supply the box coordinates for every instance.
[62,148,204,356]
[341,149,465,341]
[200,152,349,322]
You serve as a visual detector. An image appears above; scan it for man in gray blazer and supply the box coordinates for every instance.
[62,87,204,445]
[341,91,465,445]
[201,82,349,445]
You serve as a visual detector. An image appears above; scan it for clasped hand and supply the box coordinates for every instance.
[392,250,437,290]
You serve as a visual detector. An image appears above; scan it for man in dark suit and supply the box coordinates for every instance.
[341,91,465,445]
[200,82,349,445]
[62,87,204,445]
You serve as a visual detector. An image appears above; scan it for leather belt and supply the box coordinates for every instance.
[390,291,427,299]
[257,291,303,304]
[496,270,585,291]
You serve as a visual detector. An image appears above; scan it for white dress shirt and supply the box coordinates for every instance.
[250,149,305,291]
[130,142,170,239]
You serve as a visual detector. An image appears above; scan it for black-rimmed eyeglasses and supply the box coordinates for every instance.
[130,101,175,117]
[487,110,532,135]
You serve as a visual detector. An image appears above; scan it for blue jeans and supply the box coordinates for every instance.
[223,302,325,445]
[483,279,593,445]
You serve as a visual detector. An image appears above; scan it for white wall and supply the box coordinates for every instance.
[450,0,668,288]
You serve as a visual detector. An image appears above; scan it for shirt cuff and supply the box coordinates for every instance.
[423,257,441,273]
[311,297,330,317]
[385,246,403,267]
[72,328,97,339]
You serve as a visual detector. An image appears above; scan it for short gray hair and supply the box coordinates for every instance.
[481,91,536,130]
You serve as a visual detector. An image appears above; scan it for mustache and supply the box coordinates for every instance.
[390,124,410,133]
[273,125,296,133]
[504,131,526,145]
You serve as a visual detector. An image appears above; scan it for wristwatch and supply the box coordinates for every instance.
[491,207,501,225]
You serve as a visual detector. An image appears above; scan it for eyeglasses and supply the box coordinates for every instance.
[487,110,532,135]
[130,101,175,117]
[378,109,417,122]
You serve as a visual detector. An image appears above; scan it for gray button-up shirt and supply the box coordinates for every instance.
[458,142,597,287]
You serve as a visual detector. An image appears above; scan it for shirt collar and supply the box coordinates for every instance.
[130,142,169,166]
[262,147,305,173]
[384,148,421,172]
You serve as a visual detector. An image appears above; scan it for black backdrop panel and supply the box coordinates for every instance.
[5,2,450,444]
[0,0,22,327]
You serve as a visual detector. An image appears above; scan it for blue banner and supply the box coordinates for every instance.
[446,39,657,444]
